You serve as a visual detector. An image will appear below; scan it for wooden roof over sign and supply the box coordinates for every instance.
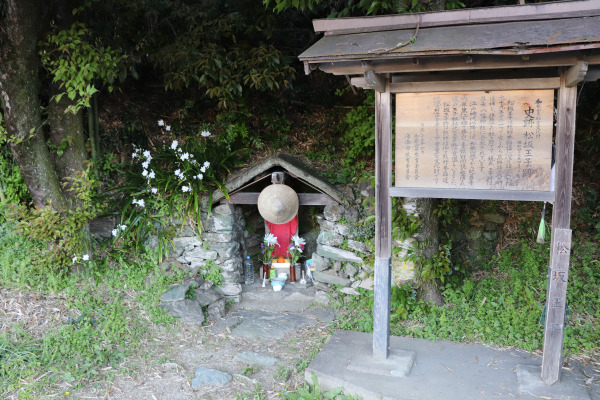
[299,0,600,76]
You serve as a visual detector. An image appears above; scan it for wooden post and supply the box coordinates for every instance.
[373,79,393,360]
[541,70,577,385]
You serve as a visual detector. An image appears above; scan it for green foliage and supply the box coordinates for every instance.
[0,233,187,397]
[333,240,600,358]
[109,117,252,261]
[284,372,360,400]
[419,243,453,283]
[0,145,30,221]
[6,165,98,273]
[339,92,374,172]
[576,187,600,240]
[236,384,267,400]
[141,1,295,109]
[276,365,293,381]
[203,259,223,286]
[40,22,125,113]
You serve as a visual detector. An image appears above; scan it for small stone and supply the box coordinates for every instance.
[213,204,235,215]
[466,227,483,241]
[483,221,497,231]
[172,237,202,256]
[317,245,363,264]
[340,287,360,296]
[317,231,344,247]
[212,242,240,259]
[317,218,338,232]
[358,180,375,198]
[195,288,223,307]
[160,283,192,302]
[312,253,331,272]
[215,282,242,297]
[191,366,232,388]
[185,247,218,260]
[220,257,243,272]
[333,260,342,272]
[315,282,333,292]
[343,207,359,223]
[482,212,505,224]
[203,232,233,243]
[313,270,351,287]
[324,204,344,222]
[206,213,234,232]
[235,351,278,367]
[207,299,226,321]
[160,299,205,324]
[358,277,374,290]
[347,240,371,254]
[344,263,358,277]
[483,231,497,241]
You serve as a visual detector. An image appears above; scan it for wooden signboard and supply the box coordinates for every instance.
[395,90,554,192]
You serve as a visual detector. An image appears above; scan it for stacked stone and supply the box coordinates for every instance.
[463,211,506,262]
[311,204,373,295]
[201,203,246,301]
[171,203,246,302]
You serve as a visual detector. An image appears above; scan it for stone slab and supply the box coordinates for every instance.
[307,330,596,400]
[515,364,590,400]
[236,281,328,313]
[230,309,312,339]
[235,351,279,367]
[346,348,416,378]
[191,366,232,388]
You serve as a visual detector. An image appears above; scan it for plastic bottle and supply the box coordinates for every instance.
[244,255,254,285]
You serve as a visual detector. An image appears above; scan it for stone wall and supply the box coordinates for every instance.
[171,203,246,302]
[311,203,374,295]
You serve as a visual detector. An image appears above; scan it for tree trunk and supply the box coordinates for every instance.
[415,197,444,306]
[0,0,68,210]
[48,85,89,202]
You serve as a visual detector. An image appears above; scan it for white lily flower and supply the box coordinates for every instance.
[143,150,151,159]
[203,161,210,168]
[158,119,165,126]
[112,229,118,237]
[181,152,190,161]
[72,256,78,263]
[201,130,211,137]
[264,233,278,247]
[142,169,148,177]
[151,187,158,194]
[82,254,90,261]
[200,166,206,173]
[182,185,190,193]
[148,170,155,179]
[171,140,178,150]
[291,235,306,247]
[137,199,145,208]
[195,173,203,180]
[166,125,171,131]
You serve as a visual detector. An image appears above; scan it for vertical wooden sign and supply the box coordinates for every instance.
[541,228,572,384]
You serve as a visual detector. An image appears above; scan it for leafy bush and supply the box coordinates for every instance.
[6,165,98,274]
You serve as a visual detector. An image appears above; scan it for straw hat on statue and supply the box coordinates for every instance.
[257,183,299,224]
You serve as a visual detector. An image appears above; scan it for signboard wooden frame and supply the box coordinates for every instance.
[373,73,576,386]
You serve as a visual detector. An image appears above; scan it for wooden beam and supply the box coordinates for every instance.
[541,70,577,386]
[221,192,337,206]
[373,79,392,360]
[315,51,600,76]
[389,187,555,202]
[313,0,600,35]
[364,69,386,92]
[565,61,588,87]
[389,77,560,93]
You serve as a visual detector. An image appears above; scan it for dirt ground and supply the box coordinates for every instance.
[0,287,334,400]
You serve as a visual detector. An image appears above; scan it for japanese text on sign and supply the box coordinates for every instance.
[395,90,554,191]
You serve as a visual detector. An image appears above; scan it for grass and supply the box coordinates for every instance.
[333,238,600,359]
[0,223,187,399]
